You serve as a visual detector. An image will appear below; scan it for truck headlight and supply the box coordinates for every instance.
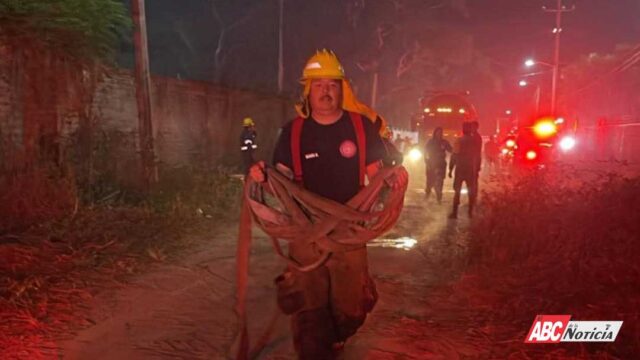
[408,148,423,162]
[559,136,576,151]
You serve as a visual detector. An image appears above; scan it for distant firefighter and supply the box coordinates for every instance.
[484,135,500,173]
[240,117,257,173]
[424,127,452,203]
[448,122,482,219]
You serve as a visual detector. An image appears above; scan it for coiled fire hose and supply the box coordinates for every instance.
[234,166,408,359]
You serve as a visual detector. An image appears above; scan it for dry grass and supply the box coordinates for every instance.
[0,168,77,234]
[390,166,640,359]
[464,167,640,358]
[0,207,191,357]
[0,166,242,357]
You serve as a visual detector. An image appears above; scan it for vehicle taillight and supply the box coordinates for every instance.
[533,121,557,137]
[526,150,537,160]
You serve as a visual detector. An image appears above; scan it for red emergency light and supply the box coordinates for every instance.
[526,150,537,160]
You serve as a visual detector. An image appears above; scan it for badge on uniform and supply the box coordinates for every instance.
[339,140,357,158]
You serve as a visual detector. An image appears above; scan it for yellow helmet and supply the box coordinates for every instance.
[300,49,345,81]
[243,117,255,127]
[296,49,381,127]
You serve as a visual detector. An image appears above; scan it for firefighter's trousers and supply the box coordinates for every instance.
[241,150,255,174]
[425,162,446,202]
[452,168,478,213]
[277,242,377,359]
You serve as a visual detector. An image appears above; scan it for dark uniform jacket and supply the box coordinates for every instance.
[240,128,257,152]
[425,138,452,169]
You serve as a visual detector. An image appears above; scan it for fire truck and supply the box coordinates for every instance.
[414,92,479,144]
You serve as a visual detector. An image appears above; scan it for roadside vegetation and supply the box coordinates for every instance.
[0,165,242,357]
[386,165,639,358]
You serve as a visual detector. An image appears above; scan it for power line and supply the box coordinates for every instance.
[611,45,640,74]
[543,0,575,114]
[564,44,640,98]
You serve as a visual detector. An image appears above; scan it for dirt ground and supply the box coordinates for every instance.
[56,163,480,360]
[57,160,639,359]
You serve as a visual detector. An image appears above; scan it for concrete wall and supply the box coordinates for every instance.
[0,68,23,157]
[0,68,296,173]
[576,124,640,163]
[94,70,295,169]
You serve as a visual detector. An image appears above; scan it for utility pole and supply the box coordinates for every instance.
[277,0,284,94]
[131,0,157,186]
[543,0,574,115]
[535,84,541,115]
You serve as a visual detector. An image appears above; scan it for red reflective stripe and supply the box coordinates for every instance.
[291,116,304,182]
[349,112,366,186]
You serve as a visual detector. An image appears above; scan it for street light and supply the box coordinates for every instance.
[524,58,553,68]
[528,57,557,115]
[518,80,541,115]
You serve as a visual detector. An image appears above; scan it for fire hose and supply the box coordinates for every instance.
[234,165,408,359]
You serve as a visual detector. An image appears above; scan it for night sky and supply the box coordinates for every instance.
[468,0,640,72]
[121,0,639,126]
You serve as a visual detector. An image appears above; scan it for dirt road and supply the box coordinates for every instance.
[59,168,476,359]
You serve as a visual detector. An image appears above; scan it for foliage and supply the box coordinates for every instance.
[409,166,640,358]
[0,204,196,357]
[0,153,243,357]
[562,44,640,122]
[474,168,639,357]
[0,168,77,234]
[63,128,141,205]
[344,0,501,125]
[371,166,639,358]
[0,0,131,60]
[148,165,243,219]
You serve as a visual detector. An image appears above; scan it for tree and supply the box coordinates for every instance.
[344,0,498,127]
[563,44,640,123]
[0,0,130,60]
[209,0,262,83]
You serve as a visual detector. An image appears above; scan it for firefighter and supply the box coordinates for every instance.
[484,135,500,173]
[402,136,413,155]
[470,121,483,177]
[240,117,257,173]
[424,127,452,203]
[448,122,481,219]
[249,49,406,359]
[376,117,404,166]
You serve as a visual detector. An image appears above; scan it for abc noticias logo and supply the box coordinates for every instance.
[525,315,623,343]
